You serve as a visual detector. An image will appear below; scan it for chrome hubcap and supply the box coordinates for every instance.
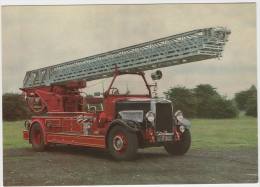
[113,135,124,151]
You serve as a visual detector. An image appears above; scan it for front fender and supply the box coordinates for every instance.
[177,118,191,129]
[105,119,140,149]
[109,119,140,132]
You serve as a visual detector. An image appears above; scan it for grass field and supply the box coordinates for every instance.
[191,117,258,149]
[3,121,30,149]
[3,116,258,150]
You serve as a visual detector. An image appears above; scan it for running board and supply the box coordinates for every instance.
[46,133,106,149]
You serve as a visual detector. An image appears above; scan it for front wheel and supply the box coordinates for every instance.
[108,126,138,160]
[164,129,191,155]
[30,123,46,152]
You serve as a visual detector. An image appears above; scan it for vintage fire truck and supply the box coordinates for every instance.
[21,27,230,160]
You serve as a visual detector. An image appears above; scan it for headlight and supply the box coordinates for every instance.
[146,111,155,123]
[175,110,184,121]
[179,125,185,133]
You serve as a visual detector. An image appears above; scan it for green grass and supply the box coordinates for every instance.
[2,116,258,150]
[191,116,258,150]
[3,121,30,149]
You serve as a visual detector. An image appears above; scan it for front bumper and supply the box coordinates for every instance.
[156,132,174,142]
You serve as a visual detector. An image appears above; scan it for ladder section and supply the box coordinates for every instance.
[23,27,230,89]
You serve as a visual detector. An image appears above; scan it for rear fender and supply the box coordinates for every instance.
[29,119,47,144]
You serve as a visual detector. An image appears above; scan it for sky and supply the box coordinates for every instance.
[2,3,257,98]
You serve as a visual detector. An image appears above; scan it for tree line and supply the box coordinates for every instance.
[2,93,33,121]
[164,84,257,118]
[2,84,257,121]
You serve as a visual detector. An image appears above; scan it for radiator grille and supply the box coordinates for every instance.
[155,103,173,132]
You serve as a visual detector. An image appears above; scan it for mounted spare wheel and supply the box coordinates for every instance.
[108,125,138,160]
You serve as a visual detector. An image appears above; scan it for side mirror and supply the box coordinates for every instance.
[151,70,162,80]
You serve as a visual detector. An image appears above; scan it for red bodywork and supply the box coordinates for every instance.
[22,71,158,149]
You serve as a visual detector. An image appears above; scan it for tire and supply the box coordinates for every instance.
[108,125,138,161]
[30,123,46,152]
[164,129,191,155]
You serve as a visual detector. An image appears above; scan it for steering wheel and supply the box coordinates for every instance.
[110,87,119,95]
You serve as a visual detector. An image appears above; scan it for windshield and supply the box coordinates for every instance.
[109,74,149,95]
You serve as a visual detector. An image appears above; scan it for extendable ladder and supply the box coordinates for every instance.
[23,27,231,89]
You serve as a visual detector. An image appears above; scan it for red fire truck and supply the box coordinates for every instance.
[21,27,230,160]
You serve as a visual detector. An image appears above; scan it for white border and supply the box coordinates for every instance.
[0,0,258,5]
[0,1,259,187]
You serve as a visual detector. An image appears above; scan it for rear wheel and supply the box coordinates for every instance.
[30,123,46,152]
[164,129,191,155]
[108,126,138,160]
